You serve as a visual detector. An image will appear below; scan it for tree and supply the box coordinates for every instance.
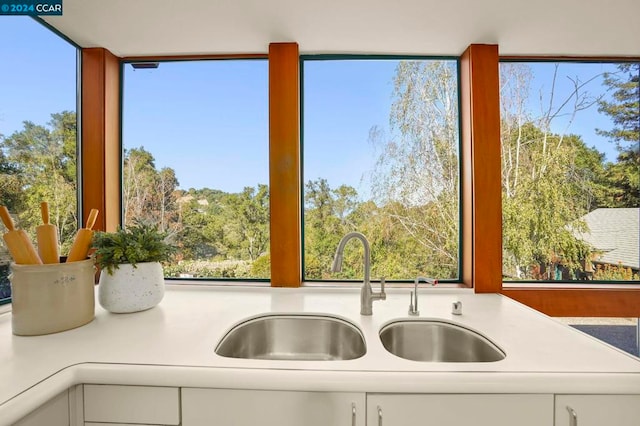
[500,64,604,279]
[0,143,23,210]
[123,147,160,224]
[597,63,640,207]
[304,179,357,279]
[223,185,270,262]
[370,60,460,279]
[157,167,180,233]
[177,197,221,260]
[0,112,78,250]
[123,147,181,232]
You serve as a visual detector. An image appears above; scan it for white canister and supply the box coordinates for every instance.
[10,258,96,335]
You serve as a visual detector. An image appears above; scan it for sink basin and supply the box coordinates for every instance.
[215,314,366,361]
[380,320,505,362]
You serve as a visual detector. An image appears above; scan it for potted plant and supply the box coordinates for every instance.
[92,222,176,313]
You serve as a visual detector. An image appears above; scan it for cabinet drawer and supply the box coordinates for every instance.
[84,384,179,425]
[182,388,365,426]
[555,394,640,426]
[367,393,553,426]
[86,424,167,426]
[86,424,164,426]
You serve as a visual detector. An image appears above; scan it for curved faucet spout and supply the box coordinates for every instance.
[331,232,370,284]
[332,232,383,315]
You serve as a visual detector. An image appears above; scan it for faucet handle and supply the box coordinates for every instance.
[380,277,385,293]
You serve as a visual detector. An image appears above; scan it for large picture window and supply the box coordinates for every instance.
[0,17,79,303]
[500,61,639,282]
[122,59,270,280]
[302,57,461,282]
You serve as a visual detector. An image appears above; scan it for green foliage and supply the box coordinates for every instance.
[163,259,252,278]
[368,60,460,279]
[0,148,23,210]
[500,63,637,280]
[0,111,78,252]
[603,155,640,207]
[123,147,181,234]
[597,63,640,208]
[501,125,594,274]
[92,222,177,275]
[224,185,270,261]
[592,263,639,281]
[3,61,635,284]
[250,254,271,278]
[597,63,639,148]
[304,178,349,279]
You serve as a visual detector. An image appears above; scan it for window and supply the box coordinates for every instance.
[500,61,639,282]
[302,57,461,282]
[0,17,79,303]
[122,59,270,280]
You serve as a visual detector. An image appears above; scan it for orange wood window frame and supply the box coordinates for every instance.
[467,47,640,316]
[268,42,302,287]
[495,55,640,317]
[80,43,640,315]
[460,44,503,293]
[81,48,120,232]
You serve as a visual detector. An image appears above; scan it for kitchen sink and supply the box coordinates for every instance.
[380,320,505,362]
[215,314,366,361]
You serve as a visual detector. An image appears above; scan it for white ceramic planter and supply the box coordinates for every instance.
[98,262,164,313]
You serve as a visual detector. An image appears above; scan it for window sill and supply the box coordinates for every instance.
[502,282,640,290]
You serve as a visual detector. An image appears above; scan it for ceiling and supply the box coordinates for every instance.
[42,0,640,58]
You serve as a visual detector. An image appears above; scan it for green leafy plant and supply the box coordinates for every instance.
[92,222,176,275]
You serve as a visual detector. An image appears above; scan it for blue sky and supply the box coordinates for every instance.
[122,60,269,192]
[1,16,623,196]
[0,17,77,135]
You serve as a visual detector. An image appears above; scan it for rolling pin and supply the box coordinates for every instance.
[0,206,43,265]
[66,209,99,262]
[36,202,60,264]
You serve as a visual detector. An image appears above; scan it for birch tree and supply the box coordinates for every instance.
[500,63,602,279]
[371,60,460,278]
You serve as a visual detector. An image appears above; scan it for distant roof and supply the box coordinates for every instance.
[575,208,639,270]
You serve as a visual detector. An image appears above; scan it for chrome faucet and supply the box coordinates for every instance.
[331,232,386,315]
[408,276,438,316]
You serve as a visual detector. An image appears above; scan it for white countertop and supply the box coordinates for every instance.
[1,284,640,423]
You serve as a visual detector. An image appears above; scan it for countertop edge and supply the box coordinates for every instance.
[3,362,640,425]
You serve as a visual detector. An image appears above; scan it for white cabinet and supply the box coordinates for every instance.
[182,388,366,426]
[84,384,179,425]
[13,390,69,426]
[555,394,640,426]
[366,394,553,426]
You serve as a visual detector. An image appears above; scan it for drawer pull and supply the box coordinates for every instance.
[352,403,356,426]
[377,405,383,426]
[566,405,578,426]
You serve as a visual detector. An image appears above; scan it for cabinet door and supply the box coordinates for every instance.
[367,394,553,426]
[182,388,366,426]
[13,390,69,426]
[556,394,640,426]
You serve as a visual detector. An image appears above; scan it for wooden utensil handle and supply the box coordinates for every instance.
[86,209,99,230]
[0,206,16,231]
[41,202,50,225]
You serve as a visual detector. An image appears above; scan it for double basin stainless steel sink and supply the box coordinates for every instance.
[215,314,505,362]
